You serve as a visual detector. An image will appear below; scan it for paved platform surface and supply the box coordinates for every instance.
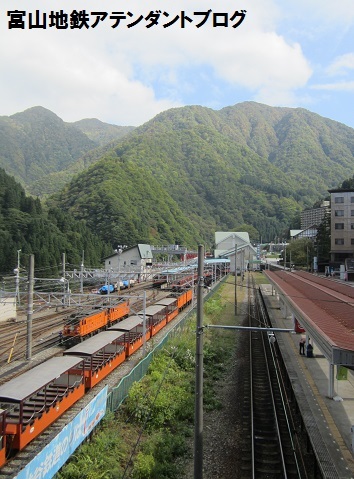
[261,283,354,479]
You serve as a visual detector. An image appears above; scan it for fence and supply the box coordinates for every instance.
[106,277,226,412]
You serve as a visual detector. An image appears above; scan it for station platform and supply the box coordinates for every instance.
[261,283,354,479]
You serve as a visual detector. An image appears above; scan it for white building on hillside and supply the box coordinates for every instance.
[104,244,153,281]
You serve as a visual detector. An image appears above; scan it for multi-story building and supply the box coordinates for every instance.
[300,201,330,230]
[328,189,354,263]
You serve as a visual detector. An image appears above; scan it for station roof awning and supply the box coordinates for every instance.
[264,270,354,366]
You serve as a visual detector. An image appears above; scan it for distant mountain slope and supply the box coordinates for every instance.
[0,106,132,196]
[49,102,354,246]
[72,118,134,146]
[218,102,354,198]
[4,102,354,248]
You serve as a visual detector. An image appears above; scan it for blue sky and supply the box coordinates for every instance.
[1,0,354,128]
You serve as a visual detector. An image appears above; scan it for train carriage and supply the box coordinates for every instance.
[64,332,126,389]
[0,357,85,451]
[171,273,198,292]
[107,300,130,326]
[0,409,5,468]
[176,289,193,310]
[138,304,168,336]
[154,297,179,322]
[63,300,130,343]
[108,315,150,356]
[63,309,108,341]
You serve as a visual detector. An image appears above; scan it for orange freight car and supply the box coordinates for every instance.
[0,409,5,468]
[176,289,193,310]
[0,357,85,451]
[63,309,108,340]
[107,300,130,326]
[63,301,130,342]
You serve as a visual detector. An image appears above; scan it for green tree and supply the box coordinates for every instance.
[283,238,314,270]
[315,211,331,264]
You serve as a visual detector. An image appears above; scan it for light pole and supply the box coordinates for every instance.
[80,250,84,294]
[60,277,70,306]
[194,244,204,479]
[117,248,122,292]
[234,244,238,316]
[14,249,21,306]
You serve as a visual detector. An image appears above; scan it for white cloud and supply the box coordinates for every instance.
[0,0,313,124]
[312,81,354,92]
[326,53,354,76]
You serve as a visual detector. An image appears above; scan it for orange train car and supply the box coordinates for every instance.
[155,297,179,322]
[63,309,108,340]
[64,332,126,389]
[107,301,130,327]
[0,357,85,451]
[138,304,168,336]
[108,315,151,356]
[63,300,130,342]
[0,409,5,468]
[176,289,193,310]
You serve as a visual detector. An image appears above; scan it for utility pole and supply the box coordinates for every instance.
[234,244,238,316]
[107,269,110,300]
[62,253,66,306]
[26,254,34,360]
[117,248,122,293]
[142,290,146,355]
[14,249,21,306]
[194,244,204,479]
[80,250,84,294]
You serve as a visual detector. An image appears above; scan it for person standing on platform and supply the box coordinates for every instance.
[299,337,306,355]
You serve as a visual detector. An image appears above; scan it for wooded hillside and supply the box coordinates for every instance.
[3,102,354,250]
[0,168,111,275]
[49,102,354,246]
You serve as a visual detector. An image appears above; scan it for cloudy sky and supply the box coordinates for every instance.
[1,0,354,127]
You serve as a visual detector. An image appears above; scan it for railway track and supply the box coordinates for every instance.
[0,286,171,383]
[239,274,309,478]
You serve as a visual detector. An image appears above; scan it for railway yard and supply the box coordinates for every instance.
[0,278,196,478]
[1,270,354,477]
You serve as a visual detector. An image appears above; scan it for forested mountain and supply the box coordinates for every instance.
[0,168,111,276]
[48,158,203,248]
[48,102,354,247]
[0,107,133,196]
[3,102,354,251]
[72,118,134,146]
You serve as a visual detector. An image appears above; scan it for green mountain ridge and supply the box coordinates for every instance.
[3,102,354,250]
[72,118,135,146]
[0,106,133,196]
